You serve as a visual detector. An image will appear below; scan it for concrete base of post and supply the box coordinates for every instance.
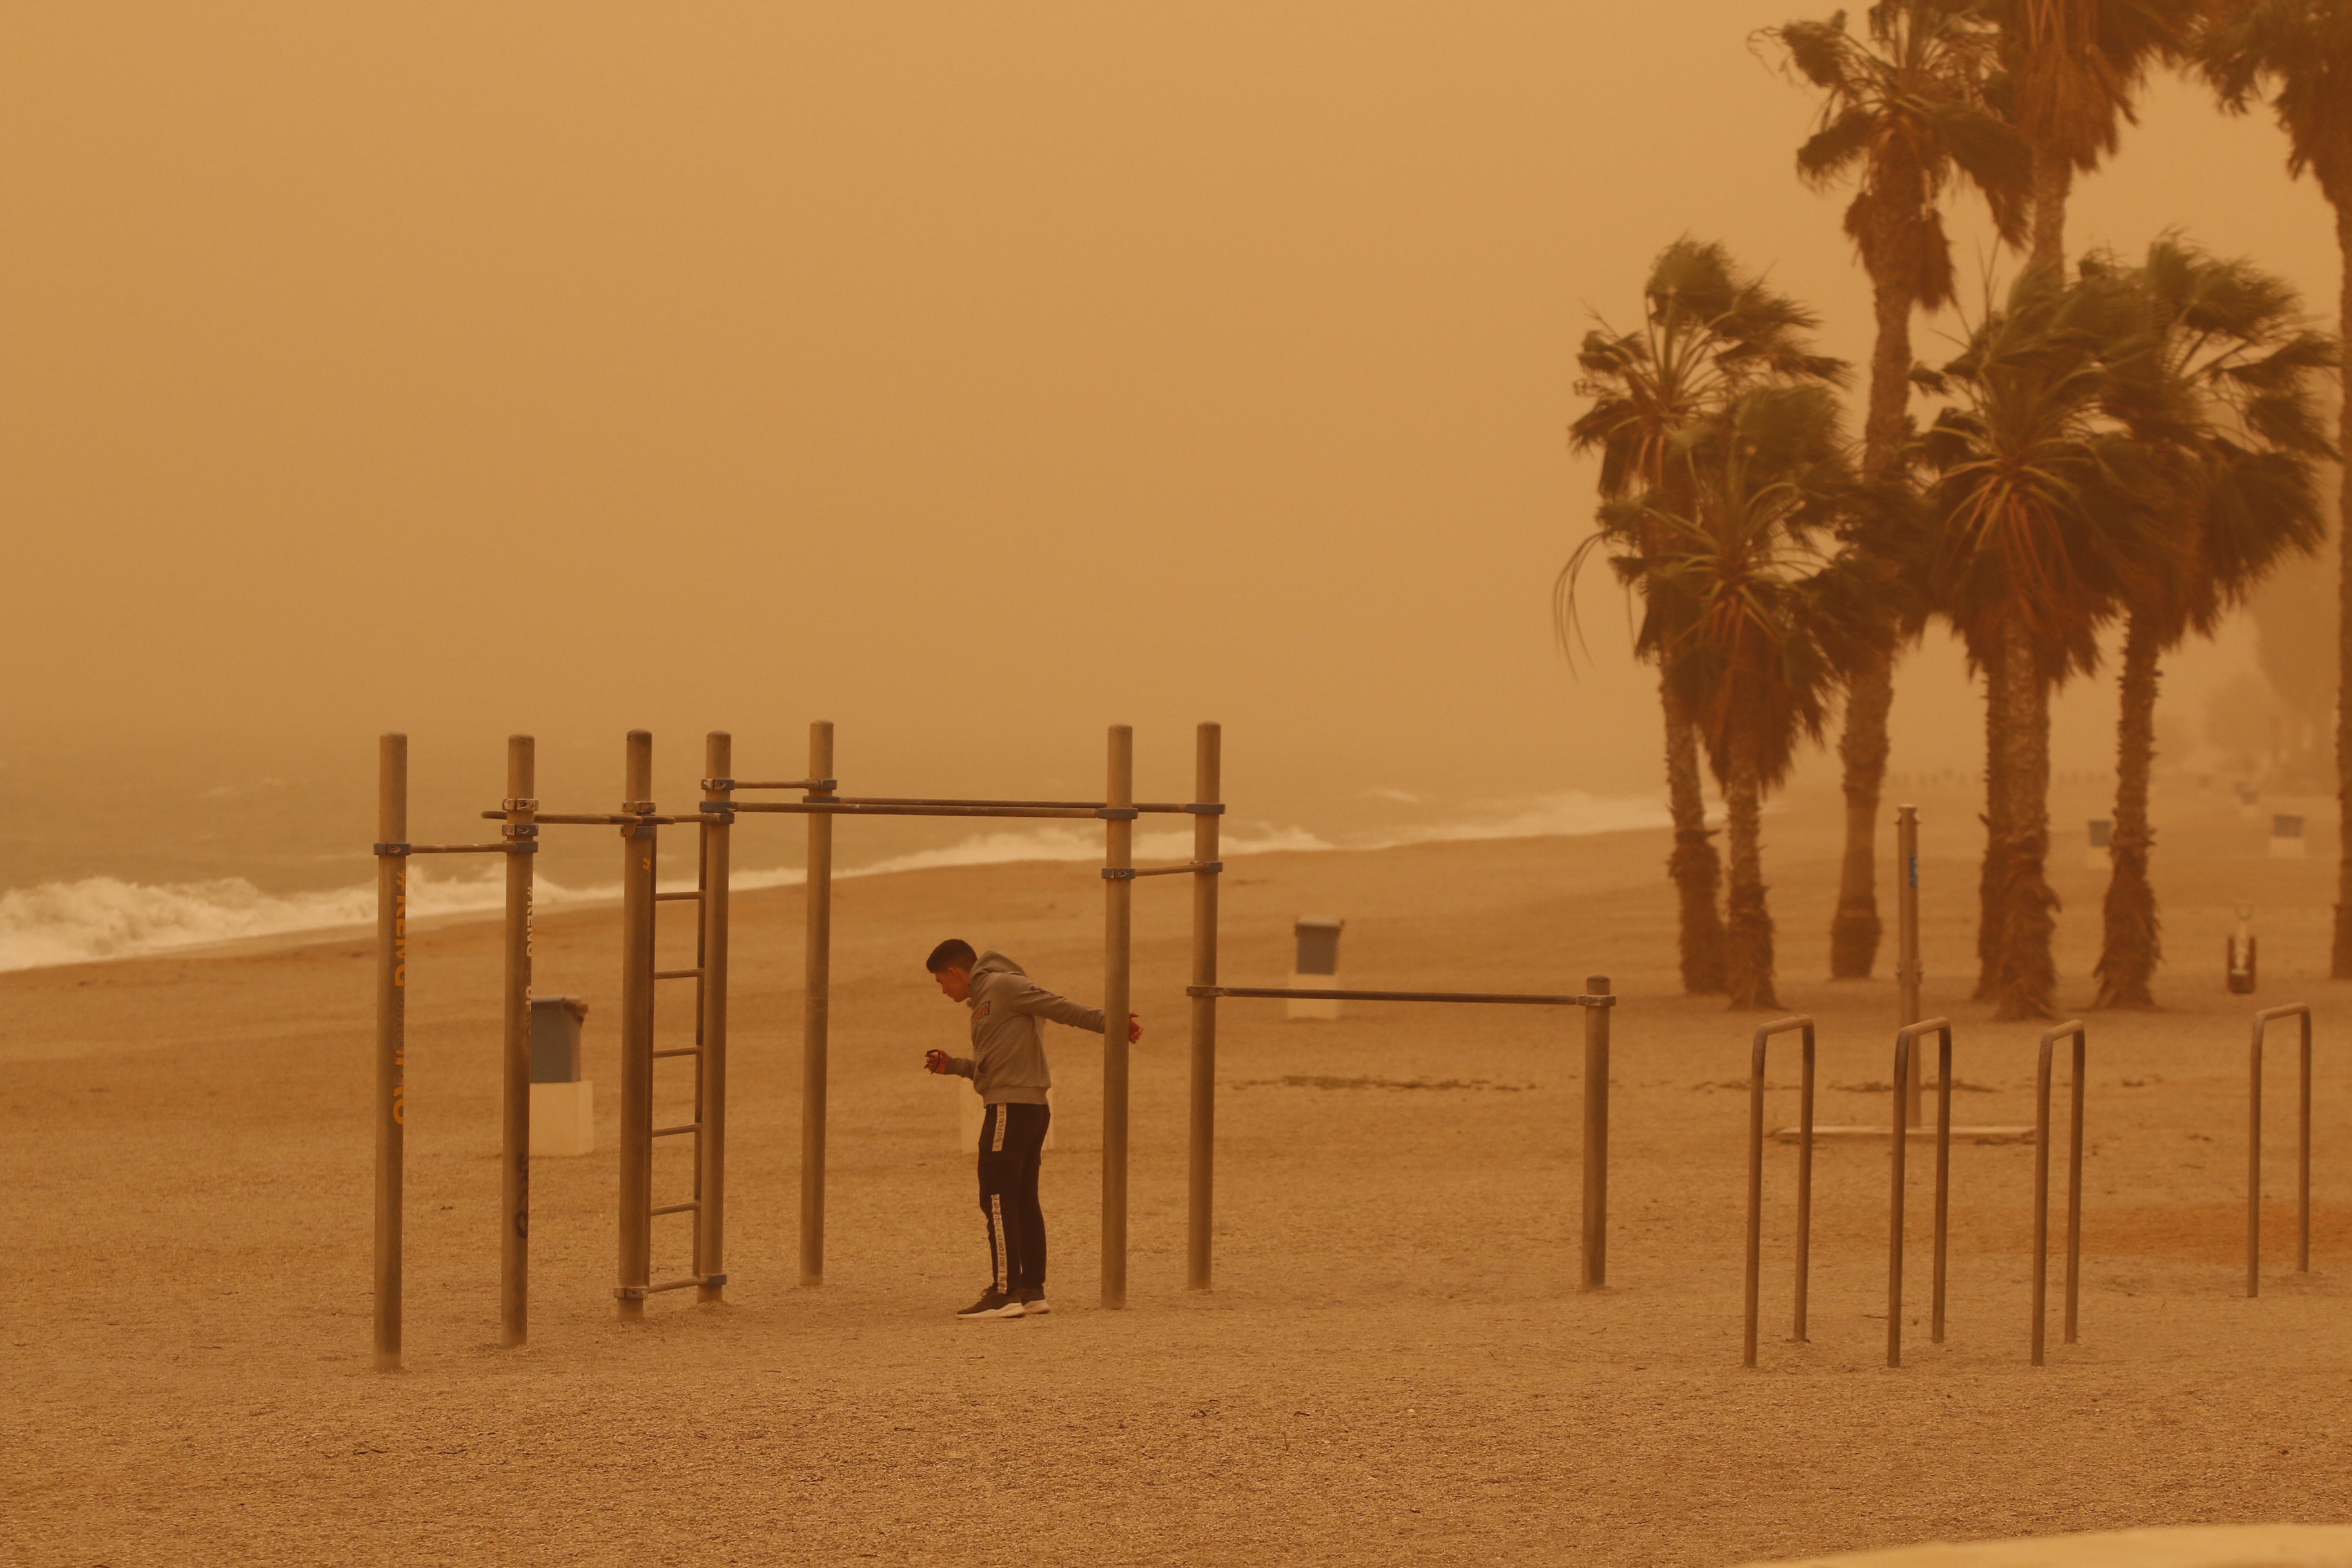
[529,1081,594,1157]
[1285,973,1341,1021]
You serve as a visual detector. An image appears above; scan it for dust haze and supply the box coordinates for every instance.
[3,3,2340,874]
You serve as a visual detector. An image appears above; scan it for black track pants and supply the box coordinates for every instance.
[977,1101,1050,1295]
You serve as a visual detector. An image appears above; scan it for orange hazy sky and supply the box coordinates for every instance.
[3,3,2340,818]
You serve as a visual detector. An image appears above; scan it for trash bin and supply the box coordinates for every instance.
[1288,917,1344,1021]
[529,996,594,1157]
[2270,814,2306,859]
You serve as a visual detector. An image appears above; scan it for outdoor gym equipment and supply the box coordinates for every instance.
[705,720,1222,1311]
[2246,1002,2313,1297]
[1886,1017,1952,1367]
[2031,1021,2086,1366]
[1743,1015,1816,1367]
[1191,977,1617,1289]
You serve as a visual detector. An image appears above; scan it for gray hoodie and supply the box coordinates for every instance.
[943,950,1106,1105]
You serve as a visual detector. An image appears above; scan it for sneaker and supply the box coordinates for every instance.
[1017,1289,1050,1315]
[955,1289,1025,1320]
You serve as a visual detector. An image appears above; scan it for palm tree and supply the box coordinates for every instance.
[1916,266,2154,1018]
[1972,0,2201,999]
[2197,0,2352,975]
[1596,385,1891,1008]
[1762,0,2032,979]
[2088,237,2335,1005]
[1561,239,1847,994]
[1994,0,2206,270]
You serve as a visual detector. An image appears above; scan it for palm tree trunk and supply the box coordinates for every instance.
[1723,736,1778,1011]
[1664,676,1729,994]
[1828,268,1914,979]
[1832,652,1894,977]
[2029,151,2071,276]
[2095,611,2161,1008]
[1975,638,2010,1001]
[2333,204,2352,979]
[1993,616,2059,1020]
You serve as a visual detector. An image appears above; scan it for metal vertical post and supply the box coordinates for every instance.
[698,732,731,1302]
[1897,805,1923,1127]
[801,721,835,1288]
[617,730,656,1319]
[499,734,534,1348]
[1580,975,1611,1290]
[1186,722,1221,1291]
[373,734,407,1373]
[1102,725,1134,1309]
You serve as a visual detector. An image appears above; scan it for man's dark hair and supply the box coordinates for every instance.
[926,938,977,974]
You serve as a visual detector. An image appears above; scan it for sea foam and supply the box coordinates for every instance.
[0,791,1658,974]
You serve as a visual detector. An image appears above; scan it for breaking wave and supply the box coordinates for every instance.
[0,790,1659,973]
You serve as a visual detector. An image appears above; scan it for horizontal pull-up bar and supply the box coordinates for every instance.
[810,795,1220,814]
[478,810,726,827]
[374,841,531,856]
[1105,861,1222,879]
[704,778,834,792]
[1189,985,1614,1008]
[714,801,1133,821]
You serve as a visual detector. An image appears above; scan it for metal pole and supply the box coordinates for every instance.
[2299,1009,2313,1275]
[499,734,534,1348]
[1580,975,1611,1290]
[1930,1032,1952,1345]
[1888,1028,1909,1368]
[2249,1015,2264,1299]
[698,732,732,1302]
[617,730,655,1320]
[1743,1017,1816,1368]
[1186,721,1220,1291]
[801,721,834,1288]
[1102,725,1134,1309]
[1897,805,1923,1128]
[373,733,407,1373]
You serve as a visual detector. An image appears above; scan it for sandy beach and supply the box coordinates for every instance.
[6,781,2347,1567]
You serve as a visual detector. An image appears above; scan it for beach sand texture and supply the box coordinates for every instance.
[5,788,2348,1567]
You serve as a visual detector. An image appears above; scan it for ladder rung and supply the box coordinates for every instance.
[652,1122,700,1139]
[652,1047,700,1059]
[643,1276,706,1295]
[651,1200,700,1217]
[654,890,704,901]
[654,968,703,981]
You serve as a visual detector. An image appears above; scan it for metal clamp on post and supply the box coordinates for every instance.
[501,798,539,812]
[1195,860,1223,874]
[372,842,412,858]
[1182,802,1226,815]
[698,802,736,821]
[1102,867,1137,881]
[621,800,657,814]
[612,1285,648,1302]
[1095,807,1140,820]
[699,779,734,792]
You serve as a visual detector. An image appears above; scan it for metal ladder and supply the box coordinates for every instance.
[614,730,731,1317]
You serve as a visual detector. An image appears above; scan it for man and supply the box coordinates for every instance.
[923,938,1142,1320]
